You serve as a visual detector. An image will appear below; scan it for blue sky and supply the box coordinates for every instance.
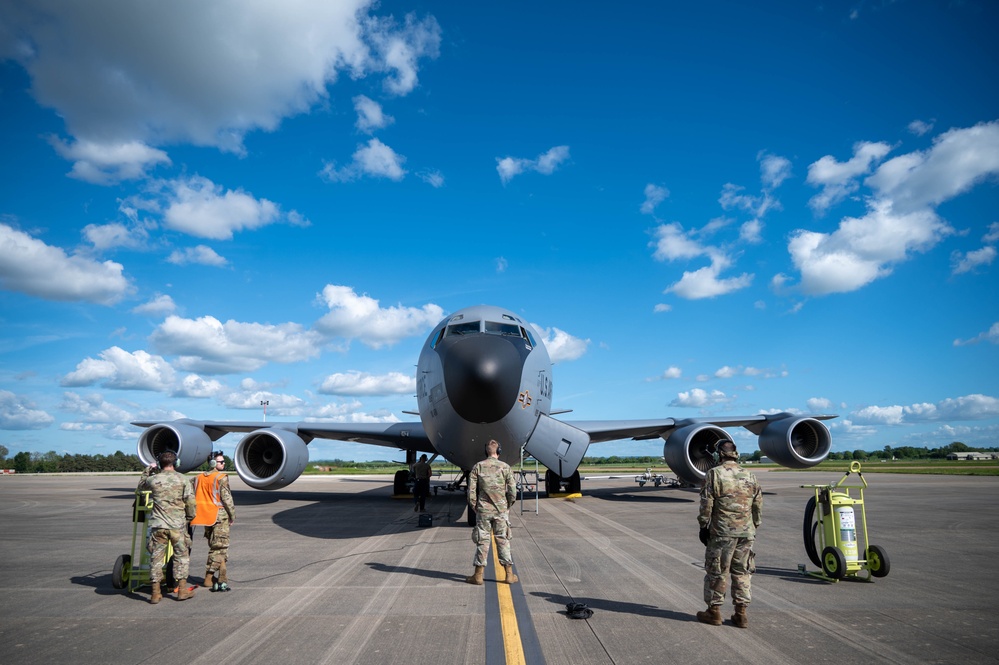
[1,0,997,462]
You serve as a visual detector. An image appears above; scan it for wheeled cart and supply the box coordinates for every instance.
[111,489,176,593]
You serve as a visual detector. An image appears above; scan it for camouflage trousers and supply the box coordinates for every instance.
[148,527,191,584]
[703,535,755,607]
[202,516,231,575]
[472,511,512,567]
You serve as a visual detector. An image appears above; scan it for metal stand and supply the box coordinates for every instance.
[518,448,539,515]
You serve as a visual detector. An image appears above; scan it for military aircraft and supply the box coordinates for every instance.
[133,304,834,496]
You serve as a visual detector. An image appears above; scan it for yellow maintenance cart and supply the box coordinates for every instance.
[111,489,177,593]
[801,461,890,582]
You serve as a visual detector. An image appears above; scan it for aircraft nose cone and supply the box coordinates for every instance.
[441,334,525,424]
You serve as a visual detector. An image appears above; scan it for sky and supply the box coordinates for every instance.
[1,0,997,463]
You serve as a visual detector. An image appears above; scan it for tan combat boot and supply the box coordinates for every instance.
[732,604,748,628]
[202,569,215,588]
[149,584,162,604]
[465,566,484,585]
[696,605,722,625]
[503,563,519,584]
[175,579,196,601]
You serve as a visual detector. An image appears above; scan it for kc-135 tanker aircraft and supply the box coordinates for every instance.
[134,304,835,496]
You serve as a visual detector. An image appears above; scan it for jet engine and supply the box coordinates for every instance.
[234,428,310,490]
[663,424,734,485]
[137,421,215,473]
[758,416,831,469]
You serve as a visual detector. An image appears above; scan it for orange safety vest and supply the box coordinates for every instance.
[191,469,226,526]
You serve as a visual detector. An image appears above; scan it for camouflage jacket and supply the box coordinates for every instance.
[698,460,762,538]
[468,457,516,516]
[138,467,196,530]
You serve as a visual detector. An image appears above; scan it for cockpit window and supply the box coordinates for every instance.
[484,321,522,337]
[521,326,536,347]
[446,321,481,336]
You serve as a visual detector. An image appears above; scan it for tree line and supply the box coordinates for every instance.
[0,445,234,473]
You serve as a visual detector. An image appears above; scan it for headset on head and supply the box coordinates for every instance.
[155,450,180,467]
[485,440,502,457]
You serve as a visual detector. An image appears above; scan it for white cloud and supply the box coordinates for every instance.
[651,223,707,261]
[851,393,999,425]
[59,391,132,423]
[418,169,445,188]
[319,371,415,395]
[951,246,996,275]
[167,245,228,267]
[665,253,753,299]
[160,176,305,240]
[132,294,177,316]
[739,219,763,244]
[2,2,440,154]
[759,152,792,189]
[497,146,570,184]
[807,397,834,412]
[353,95,394,133]
[641,184,669,214]
[495,257,508,273]
[954,322,999,347]
[788,199,952,296]
[653,303,671,313]
[908,119,935,136]
[320,138,406,182]
[220,390,305,412]
[660,366,682,379]
[669,388,733,408]
[806,141,892,214]
[61,347,176,391]
[151,315,324,373]
[984,222,999,244]
[0,390,55,429]
[314,285,443,348]
[531,324,589,363]
[0,222,132,305]
[48,137,170,185]
[82,222,150,251]
[173,374,225,399]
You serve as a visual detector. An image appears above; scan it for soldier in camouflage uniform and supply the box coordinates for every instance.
[137,451,197,604]
[465,439,518,585]
[191,451,236,592]
[696,441,762,628]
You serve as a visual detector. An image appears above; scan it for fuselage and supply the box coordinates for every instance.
[416,305,552,470]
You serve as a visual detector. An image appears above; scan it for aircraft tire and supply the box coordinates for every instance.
[544,470,559,496]
[803,496,821,568]
[393,469,411,495]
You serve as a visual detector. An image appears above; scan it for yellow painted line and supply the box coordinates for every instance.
[491,535,526,665]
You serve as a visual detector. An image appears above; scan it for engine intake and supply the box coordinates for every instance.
[234,428,309,490]
[758,416,831,468]
[663,424,734,485]
[137,422,214,473]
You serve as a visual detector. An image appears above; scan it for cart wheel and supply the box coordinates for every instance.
[802,496,821,568]
[821,546,846,580]
[866,544,890,578]
[112,554,131,589]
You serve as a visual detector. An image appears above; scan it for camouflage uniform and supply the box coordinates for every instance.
[191,470,236,583]
[698,458,762,608]
[468,456,517,567]
[412,458,432,511]
[138,467,196,585]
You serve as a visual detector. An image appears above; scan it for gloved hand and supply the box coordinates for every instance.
[699,526,710,545]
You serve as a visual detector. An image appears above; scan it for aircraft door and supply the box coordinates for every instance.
[524,414,590,479]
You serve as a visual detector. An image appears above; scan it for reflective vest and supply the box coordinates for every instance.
[191,470,225,526]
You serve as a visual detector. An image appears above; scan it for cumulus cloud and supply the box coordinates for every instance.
[659,366,683,380]
[651,223,754,300]
[82,221,150,252]
[167,245,228,267]
[172,374,225,399]
[654,303,672,313]
[61,347,176,391]
[669,388,733,408]
[851,393,999,425]
[530,324,589,363]
[315,285,443,348]
[319,371,415,395]
[418,169,445,188]
[496,146,570,184]
[59,391,132,423]
[132,294,177,316]
[151,315,324,373]
[807,397,835,412]
[353,95,394,133]
[954,322,999,347]
[908,119,935,136]
[0,222,132,305]
[951,246,996,275]
[320,138,406,182]
[0,390,55,429]
[806,141,892,214]
[48,137,170,185]
[641,184,669,214]
[759,152,792,189]
[1,1,440,156]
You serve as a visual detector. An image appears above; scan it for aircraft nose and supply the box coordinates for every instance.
[441,334,526,424]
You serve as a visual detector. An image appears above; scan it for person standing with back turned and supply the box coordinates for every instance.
[191,450,236,592]
[465,439,518,585]
[696,440,762,628]
[137,450,197,604]
[412,454,432,512]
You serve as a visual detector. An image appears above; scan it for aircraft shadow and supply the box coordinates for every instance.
[531,591,695,622]
[581,487,697,504]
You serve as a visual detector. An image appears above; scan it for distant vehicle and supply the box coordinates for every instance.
[133,304,835,496]
[635,468,669,487]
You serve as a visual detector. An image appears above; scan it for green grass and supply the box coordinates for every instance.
[770,459,999,476]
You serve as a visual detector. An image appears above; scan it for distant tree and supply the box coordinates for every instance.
[0,444,8,464]
[12,451,31,473]
[852,449,868,461]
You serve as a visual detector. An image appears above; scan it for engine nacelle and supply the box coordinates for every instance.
[758,416,831,468]
[234,428,309,490]
[137,422,214,473]
[663,424,734,485]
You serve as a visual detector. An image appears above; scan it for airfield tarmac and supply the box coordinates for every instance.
[0,469,997,665]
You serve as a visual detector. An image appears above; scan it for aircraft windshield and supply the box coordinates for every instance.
[484,321,522,337]
[446,321,481,336]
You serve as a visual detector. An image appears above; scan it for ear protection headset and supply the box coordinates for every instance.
[155,451,180,467]
[484,441,502,456]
